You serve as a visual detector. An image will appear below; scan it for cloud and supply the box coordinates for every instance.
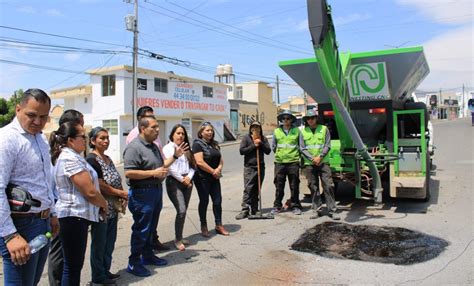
[334,13,372,26]
[397,0,473,25]
[237,16,263,29]
[18,6,36,14]
[418,25,473,90]
[64,53,81,62]
[46,9,64,17]
[296,19,308,31]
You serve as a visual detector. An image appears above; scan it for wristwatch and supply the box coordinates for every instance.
[173,154,179,160]
[4,232,19,244]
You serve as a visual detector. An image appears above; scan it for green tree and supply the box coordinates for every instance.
[0,89,23,127]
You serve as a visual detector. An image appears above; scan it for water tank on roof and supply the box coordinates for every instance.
[216,64,224,75]
[223,64,233,75]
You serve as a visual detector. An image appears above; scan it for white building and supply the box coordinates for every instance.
[51,65,230,163]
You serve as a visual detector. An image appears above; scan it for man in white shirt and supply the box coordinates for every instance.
[0,89,60,286]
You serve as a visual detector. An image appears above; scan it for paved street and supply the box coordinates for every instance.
[2,119,472,285]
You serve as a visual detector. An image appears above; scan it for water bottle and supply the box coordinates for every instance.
[29,232,52,254]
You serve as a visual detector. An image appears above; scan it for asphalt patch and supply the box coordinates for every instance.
[291,222,448,265]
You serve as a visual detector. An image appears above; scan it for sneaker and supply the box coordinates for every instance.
[127,263,151,277]
[235,210,249,220]
[270,207,282,215]
[328,212,341,220]
[292,207,302,215]
[152,240,170,251]
[107,272,120,280]
[141,255,168,266]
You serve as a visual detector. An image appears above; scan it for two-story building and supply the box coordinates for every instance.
[51,65,230,162]
[226,81,278,136]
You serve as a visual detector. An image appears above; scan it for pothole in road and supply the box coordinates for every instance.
[291,222,448,265]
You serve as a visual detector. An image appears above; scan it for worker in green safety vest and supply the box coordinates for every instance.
[299,110,339,220]
[271,110,302,215]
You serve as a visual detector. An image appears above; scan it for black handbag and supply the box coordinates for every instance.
[6,183,42,212]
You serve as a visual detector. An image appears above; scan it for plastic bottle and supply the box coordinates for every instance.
[29,232,52,254]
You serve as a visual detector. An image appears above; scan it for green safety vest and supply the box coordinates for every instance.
[274,127,300,163]
[301,125,329,165]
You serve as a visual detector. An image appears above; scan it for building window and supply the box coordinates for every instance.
[103,119,118,135]
[102,75,115,97]
[137,78,147,90]
[203,86,213,98]
[154,78,168,93]
[236,86,243,99]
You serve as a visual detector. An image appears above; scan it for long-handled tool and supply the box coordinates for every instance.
[248,133,274,220]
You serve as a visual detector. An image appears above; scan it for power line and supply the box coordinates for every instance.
[0,25,129,48]
[0,37,129,55]
[162,0,311,53]
[140,3,313,56]
[0,26,297,86]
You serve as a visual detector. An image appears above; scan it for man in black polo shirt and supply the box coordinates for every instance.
[123,116,182,277]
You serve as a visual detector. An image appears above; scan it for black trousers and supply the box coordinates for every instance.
[273,162,301,209]
[194,173,223,226]
[302,163,337,213]
[241,165,265,213]
[48,235,63,286]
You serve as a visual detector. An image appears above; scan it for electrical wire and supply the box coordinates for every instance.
[140,3,313,56]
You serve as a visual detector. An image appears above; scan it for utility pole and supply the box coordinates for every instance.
[132,0,138,127]
[125,0,139,127]
[276,75,280,105]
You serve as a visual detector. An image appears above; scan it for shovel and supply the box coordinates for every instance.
[248,137,274,220]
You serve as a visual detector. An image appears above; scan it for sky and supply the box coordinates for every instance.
[0,0,472,102]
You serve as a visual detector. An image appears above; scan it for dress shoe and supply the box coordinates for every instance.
[107,272,120,280]
[201,225,210,237]
[152,240,170,251]
[215,225,229,236]
[92,278,117,285]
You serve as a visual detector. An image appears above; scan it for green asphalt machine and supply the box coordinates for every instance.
[279,0,433,203]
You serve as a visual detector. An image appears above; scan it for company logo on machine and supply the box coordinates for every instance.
[348,62,390,101]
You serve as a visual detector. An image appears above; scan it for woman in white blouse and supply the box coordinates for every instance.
[163,124,196,251]
[50,122,107,286]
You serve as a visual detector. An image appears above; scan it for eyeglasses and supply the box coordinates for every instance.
[201,121,212,127]
[75,135,87,140]
[282,117,291,121]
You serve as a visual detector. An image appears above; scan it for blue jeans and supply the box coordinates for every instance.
[0,217,50,286]
[59,217,90,286]
[128,186,162,265]
[90,215,118,283]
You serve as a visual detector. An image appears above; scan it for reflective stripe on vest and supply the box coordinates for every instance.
[274,127,300,163]
[302,125,329,165]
